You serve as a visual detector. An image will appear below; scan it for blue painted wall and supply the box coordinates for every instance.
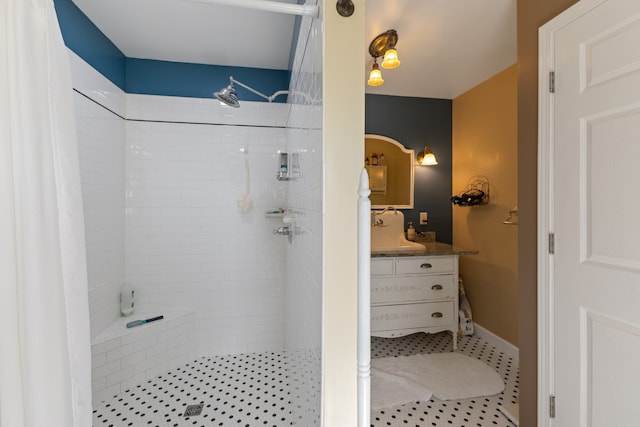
[54,0,126,89]
[126,59,290,101]
[365,94,453,244]
[53,0,290,101]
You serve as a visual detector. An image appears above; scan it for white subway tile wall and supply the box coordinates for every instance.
[124,100,289,356]
[286,3,323,352]
[68,50,126,117]
[90,311,197,404]
[73,56,126,337]
[127,93,290,127]
[284,5,323,424]
[70,16,321,412]
[72,51,290,352]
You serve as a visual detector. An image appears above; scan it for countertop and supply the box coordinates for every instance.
[371,241,478,258]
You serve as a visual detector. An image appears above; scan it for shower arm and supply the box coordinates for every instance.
[230,77,290,103]
[188,0,319,17]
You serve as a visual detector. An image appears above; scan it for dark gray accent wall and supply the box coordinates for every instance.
[365,94,452,244]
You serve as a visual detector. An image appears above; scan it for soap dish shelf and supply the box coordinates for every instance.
[265,208,285,219]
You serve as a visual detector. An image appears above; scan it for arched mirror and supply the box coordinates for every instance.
[364,134,414,209]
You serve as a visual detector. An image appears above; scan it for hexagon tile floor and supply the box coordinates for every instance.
[92,332,518,427]
[370,332,519,427]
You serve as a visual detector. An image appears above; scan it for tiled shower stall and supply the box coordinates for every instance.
[72,7,323,423]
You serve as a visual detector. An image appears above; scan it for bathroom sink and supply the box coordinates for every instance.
[371,209,426,253]
[371,239,425,253]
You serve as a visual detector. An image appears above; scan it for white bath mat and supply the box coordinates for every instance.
[371,352,504,409]
[371,366,434,411]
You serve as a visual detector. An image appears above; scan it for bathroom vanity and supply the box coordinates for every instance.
[371,242,477,351]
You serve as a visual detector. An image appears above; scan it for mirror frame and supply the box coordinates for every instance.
[365,134,415,209]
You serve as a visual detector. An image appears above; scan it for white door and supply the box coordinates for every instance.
[540,0,640,425]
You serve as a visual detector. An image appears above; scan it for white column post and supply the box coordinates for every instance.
[357,168,371,427]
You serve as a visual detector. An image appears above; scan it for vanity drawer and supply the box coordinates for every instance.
[371,259,394,276]
[371,275,455,304]
[395,256,454,275]
[371,301,455,332]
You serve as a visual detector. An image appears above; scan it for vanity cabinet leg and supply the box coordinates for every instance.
[452,330,457,351]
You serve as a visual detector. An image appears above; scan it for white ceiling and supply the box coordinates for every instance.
[71,0,517,100]
[72,0,300,70]
[365,0,517,99]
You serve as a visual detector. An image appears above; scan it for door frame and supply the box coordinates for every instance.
[537,0,609,425]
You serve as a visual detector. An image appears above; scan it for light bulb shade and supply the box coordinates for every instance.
[421,153,438,165]
[368,63,384,86]
[381,48,400,69]
[417,147,438,165]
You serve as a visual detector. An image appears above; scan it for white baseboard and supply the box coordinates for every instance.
[473,322,519,362]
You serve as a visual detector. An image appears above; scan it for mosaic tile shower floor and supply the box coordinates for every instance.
[93,332,518,426]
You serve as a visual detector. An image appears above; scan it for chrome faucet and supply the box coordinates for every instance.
[371,206,395,227]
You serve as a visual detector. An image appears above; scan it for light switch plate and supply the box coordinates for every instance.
[420,212,428,225]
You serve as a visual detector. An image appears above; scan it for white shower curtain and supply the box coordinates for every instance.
[0,0,92,426]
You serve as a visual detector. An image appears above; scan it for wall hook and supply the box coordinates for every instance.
[503,207,519,225]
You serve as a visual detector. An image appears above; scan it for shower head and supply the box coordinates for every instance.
[213,76,290,108]
[214,83,240,108]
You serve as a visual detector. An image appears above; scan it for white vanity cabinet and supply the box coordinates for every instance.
[371,255,459,350]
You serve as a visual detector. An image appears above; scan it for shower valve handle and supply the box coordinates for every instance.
[273,226,290,235]
[273,225,293,244]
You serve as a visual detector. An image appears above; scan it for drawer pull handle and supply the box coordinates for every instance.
[431,284,443,290]
[420,263,433,269]
[431,312,443,318]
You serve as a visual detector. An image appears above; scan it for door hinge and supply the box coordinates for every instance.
[550,395,556,418]
[549,71,555,93]
[549,233,555,254]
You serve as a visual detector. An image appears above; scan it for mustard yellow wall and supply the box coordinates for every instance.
[452,64,518,346]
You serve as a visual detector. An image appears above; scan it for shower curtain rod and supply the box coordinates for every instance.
[189,0,319,17]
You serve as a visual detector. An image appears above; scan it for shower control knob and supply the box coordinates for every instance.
[273,226,290,235]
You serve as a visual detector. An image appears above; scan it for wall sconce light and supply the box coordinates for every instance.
[367,29,400,86]
[367,60,384,86]
[417,146,438,166]
[381,47,400,69]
